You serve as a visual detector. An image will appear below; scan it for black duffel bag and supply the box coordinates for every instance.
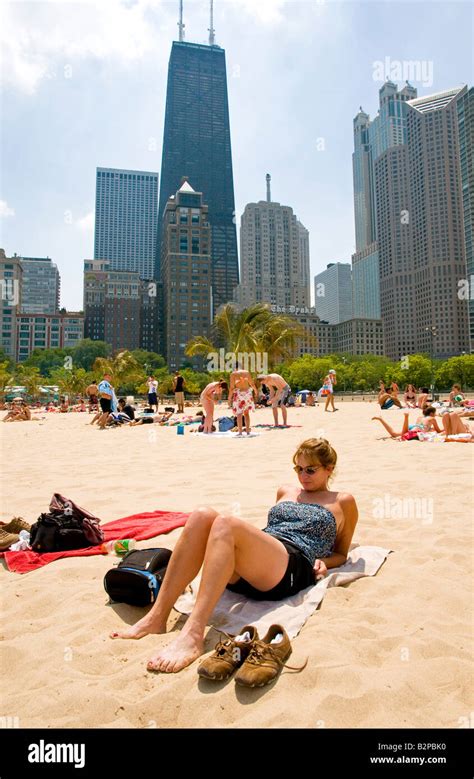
[30,512,96,552]
[104,548,172,606]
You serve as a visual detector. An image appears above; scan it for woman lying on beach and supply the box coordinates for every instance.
[372,408,473,442]
[199,380,228,434]
[111,437,358,673]
[2,399,31,422]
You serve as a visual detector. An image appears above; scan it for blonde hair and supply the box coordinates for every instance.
[293,438,337,474]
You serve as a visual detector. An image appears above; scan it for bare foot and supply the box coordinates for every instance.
[372,416,381,421]
[110,615,167,640]
[147,630,204,673]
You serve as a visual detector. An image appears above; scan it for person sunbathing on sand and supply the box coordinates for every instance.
[372,408,473,442]
[2,399,31,422]
[110,437,359,674]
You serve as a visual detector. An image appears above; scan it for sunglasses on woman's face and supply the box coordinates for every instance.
[293,465,322,475]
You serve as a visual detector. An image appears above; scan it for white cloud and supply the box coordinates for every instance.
[226,0,288,24]
[1,0,169,94]
[0,200,15,218]
[76,211,95,232]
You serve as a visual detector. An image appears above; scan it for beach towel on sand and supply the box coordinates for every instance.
[1,510,188,574]
[175,545,391,640]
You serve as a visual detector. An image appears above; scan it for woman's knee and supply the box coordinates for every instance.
[208,514,238,538]
[186,505,218,530]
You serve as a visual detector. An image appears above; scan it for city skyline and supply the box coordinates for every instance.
[1,0,472,311]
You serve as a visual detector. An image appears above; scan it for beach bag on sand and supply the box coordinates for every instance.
[29,494,103,552]
[104,548,172,606]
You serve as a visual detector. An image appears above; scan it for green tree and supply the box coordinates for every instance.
[435,355,474,390]
[93,351,144,393]
[186,303,307,369]
[72,339,111,372]
[0,361,13,399]
[13,365,43,399]
[24,347,68,376]
[0,349,14,371]
[130,350,167,372]
[48,367,91,399]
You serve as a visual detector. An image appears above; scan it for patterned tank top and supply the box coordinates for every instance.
[263,500,337,564]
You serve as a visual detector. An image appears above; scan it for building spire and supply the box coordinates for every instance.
[208,0,216,45]
[266,173,271,203]
[178,0,185,42]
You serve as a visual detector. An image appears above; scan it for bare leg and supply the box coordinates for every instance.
[281,404,288,425]
[201,398,214,433]
[272,405,279,426]
[236,413,243,435]
[372,412,409,438]
[244,410,251,434]
[442,414,471,436]
[111,507,219,639]
[146,515,289,673]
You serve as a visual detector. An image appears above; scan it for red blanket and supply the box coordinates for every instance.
[1,510,189,574]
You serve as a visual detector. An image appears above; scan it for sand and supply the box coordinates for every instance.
[1,402,472,729]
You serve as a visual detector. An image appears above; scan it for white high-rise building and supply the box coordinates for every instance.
[314,262,352,324]
[235,175,310,310]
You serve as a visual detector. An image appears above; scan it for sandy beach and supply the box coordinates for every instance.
[1,402,472,729]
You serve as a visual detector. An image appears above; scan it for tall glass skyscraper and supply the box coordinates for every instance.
[457,87,473,350]
[94,167,159,279]
[351,81,417,322]
[157,41,239,312]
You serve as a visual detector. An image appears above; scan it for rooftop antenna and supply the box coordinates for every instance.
[266,173,271,203]
[208,0,215,45]
[178,0,185,42]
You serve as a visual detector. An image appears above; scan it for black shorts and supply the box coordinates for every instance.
[141,417,154,424]
[148,392,158,405]
[226,538,315,601]
[99,397,111,413]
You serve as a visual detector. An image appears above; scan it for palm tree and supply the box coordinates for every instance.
[185,303,308,368]
[14,365,43,399]
[0,361,13,400]
[92,351,143,392]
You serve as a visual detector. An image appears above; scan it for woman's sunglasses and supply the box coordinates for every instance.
[293,465,322,475]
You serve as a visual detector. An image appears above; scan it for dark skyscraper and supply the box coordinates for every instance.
[157,41,239,312]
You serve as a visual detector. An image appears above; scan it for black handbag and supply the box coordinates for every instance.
[104,548,172,606]
[30,513,93,552]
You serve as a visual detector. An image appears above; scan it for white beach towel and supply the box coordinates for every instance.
[174,545,391,639]
[193,431,261,438]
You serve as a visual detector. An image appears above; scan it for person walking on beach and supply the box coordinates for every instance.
[173,371,185,413]
[147,376,159,413]
[110,437,359,674]
[257,373,291,427]
[97,373,117,430]
[321,369,337,412]
[199,380,228,433]
[229,365,257,435]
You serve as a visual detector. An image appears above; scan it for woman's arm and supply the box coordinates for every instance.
[318,493,359,573]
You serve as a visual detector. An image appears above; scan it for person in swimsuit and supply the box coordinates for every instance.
[372,407,444,440]
[85,382,99,413]
[199,380,228,433]
[417,388,430,409]
[228,366,257,435]
[321,369,337,412]
[110,437,359,674]
[377,386,403,410]
[257,373,292,427]
[404,384,417,408]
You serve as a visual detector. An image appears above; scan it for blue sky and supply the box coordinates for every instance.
[1,0,472,310]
